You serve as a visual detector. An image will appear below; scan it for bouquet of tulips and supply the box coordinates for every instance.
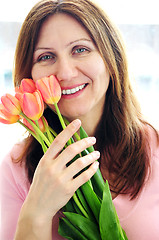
[0,75,128,240]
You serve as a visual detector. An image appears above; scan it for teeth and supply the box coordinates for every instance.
[62,84,86,95]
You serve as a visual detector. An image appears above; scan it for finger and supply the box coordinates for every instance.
[63,151,100,180]
[43,119,81,160]
[71,161,99,191]
[56,136,97,167]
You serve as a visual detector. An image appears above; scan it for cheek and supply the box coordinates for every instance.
[87,54,108,79]
[93,67,110,101]
[31,66,52,82]
[90,58,110,88]
[31,67,41,82]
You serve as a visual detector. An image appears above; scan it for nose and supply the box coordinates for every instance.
[55,57,78,82]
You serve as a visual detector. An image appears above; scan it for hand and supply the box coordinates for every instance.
[20,119,100,225]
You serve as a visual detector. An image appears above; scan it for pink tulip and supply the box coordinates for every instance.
[15,86,23,94]
[36,75,61,105]
[15,78,36,104]
[20,78,36,93]
[15,78,36,94]
[1,94,21,115]
[0,104,19,124]
[15,86,23,105]
[15,92,23,107]
[22,117,48,133]
[22,90,44,120]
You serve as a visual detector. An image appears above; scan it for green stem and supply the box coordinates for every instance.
[18,120,48,153]
[41,116,54,143]
[18,120,40,143]
[64,117,80,141]
[54,103,66,130]
[54,103,72,145]
[35,120,48,153]
[76,188,96,222]
[48,126,57,138]
[20,112,51,147]
[53,104,90,218]
[72,193,89,219]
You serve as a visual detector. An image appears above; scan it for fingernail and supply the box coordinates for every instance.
[93,151,100,158]
[94,161,99,168]
[87,137,96,144]
[72,119,81,128]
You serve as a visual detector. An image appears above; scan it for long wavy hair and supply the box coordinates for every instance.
[13,0,158,199]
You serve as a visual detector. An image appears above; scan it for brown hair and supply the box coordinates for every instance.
[13,0,159,199]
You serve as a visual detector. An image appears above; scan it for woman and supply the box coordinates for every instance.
[1,0,159,239]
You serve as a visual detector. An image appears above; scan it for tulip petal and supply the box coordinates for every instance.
[21,78,36,93]
[23,117,47,133]
[0,104,19,124]
[15,86,23,94]
[15,92,23,107]
[36,75,61,104]
[22,91,44,120]
[36,78,51,102]
[1,94,21,115]
[49,75,61,103]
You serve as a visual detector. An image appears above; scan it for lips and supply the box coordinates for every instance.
[61,84,87,95]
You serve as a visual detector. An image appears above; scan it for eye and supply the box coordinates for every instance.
[72,46,89,55]
[37,53,56,63]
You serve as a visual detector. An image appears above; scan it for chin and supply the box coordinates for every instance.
[63,110,88,122]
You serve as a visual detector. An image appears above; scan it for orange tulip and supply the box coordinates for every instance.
[22,90,44,120]
[20,78,36,93]
[36,75,61,105]
[15,86,23,94]
[15,78,36,94]
[15,92,23,107]
[15,86,23,105]
[15,78,36,105]
[0,104,19,124]
[1,93,21,115]
[22,117,48,133]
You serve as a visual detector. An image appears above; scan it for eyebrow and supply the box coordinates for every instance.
[34,38,92,52]
[66,38,92,47]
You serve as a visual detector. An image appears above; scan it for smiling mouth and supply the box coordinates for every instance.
[62,84,87,95]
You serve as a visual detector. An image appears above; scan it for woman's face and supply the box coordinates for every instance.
[31,13,110,123]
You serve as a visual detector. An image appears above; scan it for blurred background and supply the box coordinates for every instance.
[0,0,159,160]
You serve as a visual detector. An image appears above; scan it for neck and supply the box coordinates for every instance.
[78,115,99,137]
[67,96,105,137]
[69,106,103,137]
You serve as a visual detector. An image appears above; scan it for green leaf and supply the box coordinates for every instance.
[63,198,76,213]
[58,217,87,240]
[72,192,89,218]
[80,126,94,152]
[91,168,105,200]
[76,188,96,222]
[99,181,127,240]
[79,126,105,199]
[80,181,101,222]
[71,197,84,215]
[122,229,128,240]
[63,212,101,240]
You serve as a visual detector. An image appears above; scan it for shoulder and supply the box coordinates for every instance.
[114,125,159,239]
[142,124,159,195]
[0,141,30,240]
[1,140,26,177]
[0,140,30,198]
[145,124,159,165]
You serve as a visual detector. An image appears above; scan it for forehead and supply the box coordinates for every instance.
[37,13,91,44]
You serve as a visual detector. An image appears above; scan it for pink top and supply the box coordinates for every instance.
[1,128,159,240]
